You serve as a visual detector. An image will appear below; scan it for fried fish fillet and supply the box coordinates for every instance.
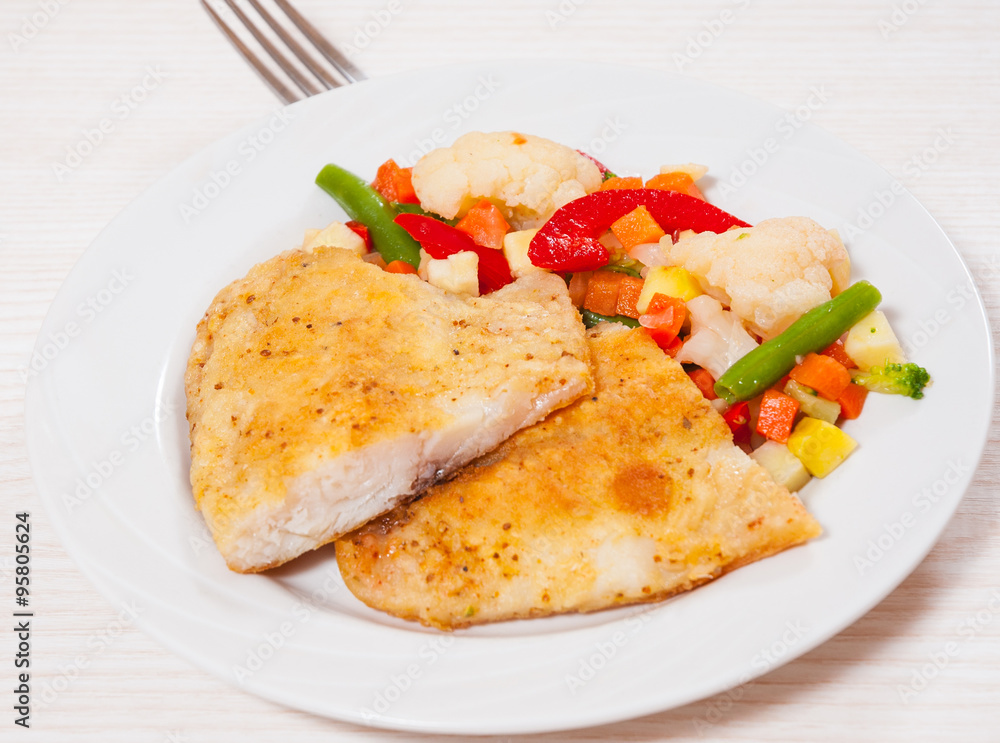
[336,324,822,629]
[185,246,591,573]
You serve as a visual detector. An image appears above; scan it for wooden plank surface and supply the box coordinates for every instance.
[1,0,997,740]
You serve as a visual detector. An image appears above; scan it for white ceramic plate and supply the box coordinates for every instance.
[25,61,993,735]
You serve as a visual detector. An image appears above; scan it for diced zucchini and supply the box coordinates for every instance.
[844,310,906,371]
[751,440,812,492]
[636,265,702,313]
[784,379,841,424]
[787,417,858,478]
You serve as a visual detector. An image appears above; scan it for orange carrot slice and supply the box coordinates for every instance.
[789,352,852,401]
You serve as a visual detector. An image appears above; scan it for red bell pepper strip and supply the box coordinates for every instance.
[576,149,614,179]
[394,212,513,294]
[723,400,750,433]
[528,189,750,272]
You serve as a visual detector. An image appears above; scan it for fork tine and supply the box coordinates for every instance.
[202,0,301,104]
[221,0,324,98]
[272,0,367,85]
[244,0,342,90]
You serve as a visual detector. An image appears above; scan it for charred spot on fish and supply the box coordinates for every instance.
[748,517,763,530]
[453,349,460,355]
[682,417,692,429]
[611,462,673,516]
[214,382,223,390]
[291,316,300,323]
[246,295,255,304]
[502,522,511,530]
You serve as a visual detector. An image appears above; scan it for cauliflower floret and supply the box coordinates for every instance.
[663,217,850,340]
[675,295,759,380]
[411,131,603,230]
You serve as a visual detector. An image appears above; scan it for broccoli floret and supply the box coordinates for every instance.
[851,362,931,400]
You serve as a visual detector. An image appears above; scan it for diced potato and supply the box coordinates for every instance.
[302,221,366,256]
[659,162,709,181]
[502,228,542,279]
[844,310,906,371]
[751,440,812,492]
[425,251,479,296]
[784,379,842,424]
[636,265,702,313]
[787,417,858,478]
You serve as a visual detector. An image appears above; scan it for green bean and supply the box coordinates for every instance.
[714,280,882,403]
[315,164,422,267]
[581,310,641,329]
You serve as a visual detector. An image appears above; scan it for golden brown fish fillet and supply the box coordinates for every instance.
[336,324,821,629]
[186,246,591,573]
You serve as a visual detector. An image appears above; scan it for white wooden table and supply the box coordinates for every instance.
[2,0,998,740]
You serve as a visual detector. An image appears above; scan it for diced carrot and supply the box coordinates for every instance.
[756,389,800,444]
[616,276,645,318]
[583,270,624,316]
[345,220,371,251]
[662,336,683,357]
[837,383,868,420]
[371,159,419,204]
[645,172,705,201]
[455,199,510,251]
[568,271,592,307]
[687,367,718,400]
[362,252,387,269]
[599,176,643,191]
[640,293,686,349]
[610,206,667,251]
[820,339,857,369]
[384,260,417,274]
[789,352,852,401]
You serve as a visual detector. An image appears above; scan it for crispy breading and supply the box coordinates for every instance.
[185,246,591,573]
[336,324,821,629]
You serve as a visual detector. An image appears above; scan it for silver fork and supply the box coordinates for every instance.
[201,0,366,104]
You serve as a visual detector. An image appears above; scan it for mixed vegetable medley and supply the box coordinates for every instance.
[312,131,931,494]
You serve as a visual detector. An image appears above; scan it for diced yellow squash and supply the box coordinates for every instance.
[636,265,702,313]
[751,440,812,492]
[787,417,858,478]
[502,228,542,279]
[844,310,906,371]
[425,250,479,297]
